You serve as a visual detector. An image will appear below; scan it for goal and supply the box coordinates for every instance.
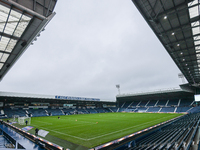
[10,115,19,122]
[18,117,31,125]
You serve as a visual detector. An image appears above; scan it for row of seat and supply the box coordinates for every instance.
[2,106,200,119]
[116,106,200,113]
[124,113,200,150]
[120,99,194,108]
[1,107,113,118]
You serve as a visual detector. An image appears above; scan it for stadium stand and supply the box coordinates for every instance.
[1,95,200,150]
[179,99,194,107]
[167,99,179,106]
[138,100,148,107]
[62,108,72,115]
[118,108,127,112]
[103,108,111,113]
[160,107,175,113]
[122,113,200,150]
[146,107,160,112]
[156,100,168,106]
[4,108,26,118]
[108,107,118,112]
[146,100,157,107]
[188,106,200,114]
[1,99,199,118]
[27,108,47,117]
[135,107,147,112]
[46,108,63,116]
[75,108,88,114]
[87,108,98,114]
[128,101,140,108]
[176,107,191,113]
[123,102,132,108]
[119,102,125,108]
[95,108,105,113]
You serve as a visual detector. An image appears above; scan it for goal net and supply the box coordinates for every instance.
[18,117,31,125]
[10,115,19,122]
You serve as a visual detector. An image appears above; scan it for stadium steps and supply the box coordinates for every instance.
[108,108,114,112]
[158,107,162,112]
[128,102,134,108]
[145,100,150,107]
[165,100,169,106]
[178,99,181,106]
[146,100,157,107]
[136,101,141,107]
[190,100,195,106]
[84,108,90,113]
[174,107,177,113]
[154,100,159,106]
[120,102,125,108]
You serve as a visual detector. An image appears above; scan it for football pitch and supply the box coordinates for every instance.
[27,112,182,149]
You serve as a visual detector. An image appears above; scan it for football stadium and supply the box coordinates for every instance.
[1,0,200,150]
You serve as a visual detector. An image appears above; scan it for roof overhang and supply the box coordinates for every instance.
[132,0,200,86]
[117,87,194,102]
[0,91,115,103]
[0,0,57,81]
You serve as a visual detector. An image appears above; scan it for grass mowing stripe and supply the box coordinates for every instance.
[31,123,87,140]
[53,123,96,131]
[28,113,183,148]
[86,115,175,140]
[47,128,87,140]
[34,120,53,125]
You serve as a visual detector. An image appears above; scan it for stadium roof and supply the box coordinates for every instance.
[0,0,57,81]
[117,87,185,97]
[116,87,194,102]
[0,91,115,103]
[132,0,200,86]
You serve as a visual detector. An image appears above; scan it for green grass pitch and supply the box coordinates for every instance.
[27,112,182,149]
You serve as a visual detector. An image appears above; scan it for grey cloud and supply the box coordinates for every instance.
[0,0,181,101]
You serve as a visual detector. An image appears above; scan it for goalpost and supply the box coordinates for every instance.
[18,117,31,125]
[9,115,19,122]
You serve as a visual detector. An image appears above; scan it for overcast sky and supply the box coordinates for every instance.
[0,0,183,101]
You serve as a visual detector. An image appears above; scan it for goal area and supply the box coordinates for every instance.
[18,117,31,125]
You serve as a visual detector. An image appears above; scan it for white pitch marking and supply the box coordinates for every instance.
[32,125,87,141]
[86,115,174,140]
[32,114,177,141]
